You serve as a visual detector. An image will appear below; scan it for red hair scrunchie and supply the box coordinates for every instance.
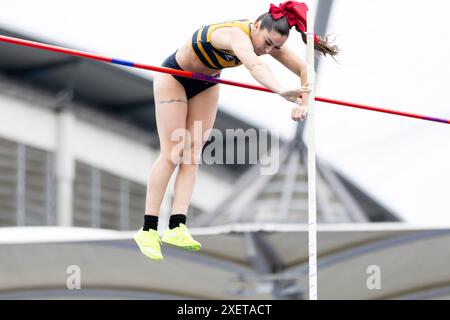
[269,1,319,43]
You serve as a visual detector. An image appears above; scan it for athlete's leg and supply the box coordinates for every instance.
[144,74,188,217]
[171,84,220,215]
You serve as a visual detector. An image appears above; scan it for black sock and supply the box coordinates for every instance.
[169,214,186,229]
[143,215,159,231]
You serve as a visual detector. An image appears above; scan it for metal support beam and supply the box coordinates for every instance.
[195,142,291,226]
[279,149,301,220]
[243,232,300,299]
[316,159,368,222]
[55,108,75,226]
[55,59,81,227]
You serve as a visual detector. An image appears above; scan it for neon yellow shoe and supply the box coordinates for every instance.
[161,223,201,251]
[133,228,163,261]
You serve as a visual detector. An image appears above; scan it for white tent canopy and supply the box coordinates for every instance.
[1,224,449,299]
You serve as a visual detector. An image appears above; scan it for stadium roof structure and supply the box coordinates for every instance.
[193,138,401,226]
[1,224,449,300]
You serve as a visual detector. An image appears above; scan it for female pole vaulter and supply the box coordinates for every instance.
[134,1,339,260]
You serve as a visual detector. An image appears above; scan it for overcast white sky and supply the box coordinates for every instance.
[1,0,449,224]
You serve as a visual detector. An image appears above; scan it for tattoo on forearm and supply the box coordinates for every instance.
[158,99,187,105]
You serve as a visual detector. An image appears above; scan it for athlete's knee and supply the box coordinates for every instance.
[159,149,183,167]
[159,138,185,164]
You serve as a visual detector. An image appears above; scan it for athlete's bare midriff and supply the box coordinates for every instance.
[175,39,222,77]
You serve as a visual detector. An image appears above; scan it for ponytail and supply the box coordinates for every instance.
[299,32,340,57]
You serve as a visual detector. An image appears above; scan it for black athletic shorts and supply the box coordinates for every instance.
[161,51,220,100]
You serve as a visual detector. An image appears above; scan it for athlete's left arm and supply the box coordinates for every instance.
[271,45,310,105]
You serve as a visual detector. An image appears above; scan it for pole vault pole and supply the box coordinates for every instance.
[306,7,318,301]
[0,34,448,125]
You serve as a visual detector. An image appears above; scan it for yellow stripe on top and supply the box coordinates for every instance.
[191,19,252,70]
[195,30,217,69]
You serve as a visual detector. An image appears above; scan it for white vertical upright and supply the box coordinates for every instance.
[56,108,75,227]
[306,6,318,300]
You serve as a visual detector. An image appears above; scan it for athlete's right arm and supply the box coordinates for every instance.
[229,29,301,102]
